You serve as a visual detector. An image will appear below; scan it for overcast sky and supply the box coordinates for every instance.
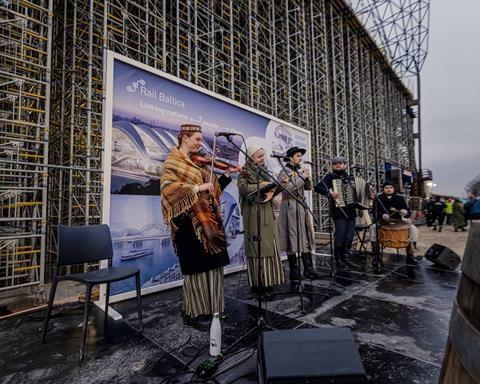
[421,0,480,197]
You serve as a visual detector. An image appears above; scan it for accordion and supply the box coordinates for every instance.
[332,176,371,209]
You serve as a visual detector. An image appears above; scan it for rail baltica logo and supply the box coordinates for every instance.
[126,79,145,93]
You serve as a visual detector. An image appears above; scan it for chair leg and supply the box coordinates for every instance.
[104,282,110,336]
[135,272,143,332]
[80,284,92,361]
[41,278,59,343]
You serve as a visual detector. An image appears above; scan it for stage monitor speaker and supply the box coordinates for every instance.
[425,243,461,270]
[258,328,367,384]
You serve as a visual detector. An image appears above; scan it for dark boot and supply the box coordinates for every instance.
[181,312,210,331]
[433,225,437,231]
[342,243,361,269]
[371,242,383,273]
[287,253,301,282]
[301,252,319,279]
[438,227,442,232]
[334,246,349,270]
[405,244,418,265]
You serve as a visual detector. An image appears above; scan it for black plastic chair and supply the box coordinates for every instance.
[41,224,143,360]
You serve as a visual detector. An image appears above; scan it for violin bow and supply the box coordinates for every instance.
[209,133,217,183]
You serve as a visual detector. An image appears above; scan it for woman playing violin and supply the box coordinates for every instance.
[160,124,239,330]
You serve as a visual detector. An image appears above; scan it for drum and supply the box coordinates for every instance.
[378,222,410,249]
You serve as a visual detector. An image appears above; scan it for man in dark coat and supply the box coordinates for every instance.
[432,196,446,232]
[423,198,435,227]
[370,181,419,270]
[314,156,359,269]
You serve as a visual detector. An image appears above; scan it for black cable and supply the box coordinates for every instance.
[212,349,256,379]
[158,344,208,384]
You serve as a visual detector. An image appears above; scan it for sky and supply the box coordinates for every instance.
[421,0,480,197]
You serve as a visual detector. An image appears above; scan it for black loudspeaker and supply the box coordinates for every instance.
[425,243,461,270]
[258,328,368,384]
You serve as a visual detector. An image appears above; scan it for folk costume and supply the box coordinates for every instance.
[276,147,317,281]
[160,125,231,329]
[314,156,359,269]
[237,146,285,294]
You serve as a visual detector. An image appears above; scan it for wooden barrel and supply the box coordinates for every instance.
[439,221,480,383]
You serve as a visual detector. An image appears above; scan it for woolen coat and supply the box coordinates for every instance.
[238,164,280,259]
[276,164,315,253]
[451,201,466,228]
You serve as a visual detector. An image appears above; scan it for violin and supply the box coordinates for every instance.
[190,153,241,173]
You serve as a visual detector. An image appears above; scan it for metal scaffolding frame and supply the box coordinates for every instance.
[0,0,52,291]
[1,0,417,289]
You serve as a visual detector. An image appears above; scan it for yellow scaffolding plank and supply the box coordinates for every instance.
[7,88,46,100]
[0,202,43,209]
[10,259,34,264]
[15,265,40,272]
[108,12,123,23]
[16,249,41,255]
[107,24,123,34]
[19,153,45,159]
[20,105,45,113]
[19,0,48,13]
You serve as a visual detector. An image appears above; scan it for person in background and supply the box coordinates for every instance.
[452,198,467,232]
[445,198,454,225]
[432,196,446,232]
[464,193,480,221]
[423,198,435,227]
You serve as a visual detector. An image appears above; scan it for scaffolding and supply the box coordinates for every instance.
[0,0,52,291]
[0,0,418,289]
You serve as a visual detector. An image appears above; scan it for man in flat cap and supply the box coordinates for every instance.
[314,156,360,269]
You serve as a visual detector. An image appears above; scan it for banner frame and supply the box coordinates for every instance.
[101,50,312,304]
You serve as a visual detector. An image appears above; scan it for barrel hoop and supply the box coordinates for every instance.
[450,300,480,383]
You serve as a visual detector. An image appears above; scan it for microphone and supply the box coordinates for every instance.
[303,160,316,166]
[270,153,287,159]
[214,131,239,138]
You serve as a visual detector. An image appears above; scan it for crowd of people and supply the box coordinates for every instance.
[423,193,480,232]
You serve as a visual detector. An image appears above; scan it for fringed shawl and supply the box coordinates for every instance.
[160,147,225,254]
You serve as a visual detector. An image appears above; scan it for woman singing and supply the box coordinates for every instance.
[160,124,238,330]
[237,146,285,298]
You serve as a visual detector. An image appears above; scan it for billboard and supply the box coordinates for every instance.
[102,52,311,301]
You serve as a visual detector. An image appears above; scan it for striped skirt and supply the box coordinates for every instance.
[247,247,285,288]
[182,267,224,318]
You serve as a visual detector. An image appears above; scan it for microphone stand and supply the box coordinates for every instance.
[273,157,328,314]
[310,167,350,290]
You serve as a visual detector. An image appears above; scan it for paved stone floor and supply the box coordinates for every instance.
[0,245,461,384]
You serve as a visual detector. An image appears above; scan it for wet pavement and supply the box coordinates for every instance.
[0,246,461,384]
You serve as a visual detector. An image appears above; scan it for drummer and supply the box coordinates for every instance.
[369,180,419,267]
